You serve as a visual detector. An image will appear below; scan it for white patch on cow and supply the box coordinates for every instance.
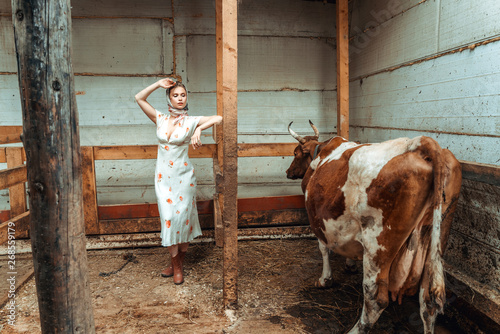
[323,217,360,253]
[304,190,308,202]
[318,240,333,287]
[315,141,359,170]
[341,137,418,255]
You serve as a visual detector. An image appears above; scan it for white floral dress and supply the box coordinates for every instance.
[155,110,202,247]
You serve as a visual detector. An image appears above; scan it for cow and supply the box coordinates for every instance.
[286,121,462,334]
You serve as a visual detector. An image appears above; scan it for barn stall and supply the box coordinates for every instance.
[0,0,499,333]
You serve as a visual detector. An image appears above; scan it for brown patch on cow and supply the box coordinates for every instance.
[365,152,434,301]
[305,145,364,245]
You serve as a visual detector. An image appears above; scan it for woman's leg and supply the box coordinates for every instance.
[179,242,189,253]
[168,244,179,257]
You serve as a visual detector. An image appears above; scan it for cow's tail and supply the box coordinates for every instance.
[422,137,447,314]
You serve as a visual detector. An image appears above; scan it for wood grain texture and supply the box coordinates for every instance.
[81,146,99,234]
[0,165,26,190]
[0,126,22,144]
[5,147,27,237]
[0,211,29,243]
[11,0,95,331]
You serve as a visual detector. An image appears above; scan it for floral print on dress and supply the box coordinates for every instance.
[155,110,203,247]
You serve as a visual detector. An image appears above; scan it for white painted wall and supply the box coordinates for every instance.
[348,0,500,293]
[349,0,500,165]
[0,0,337,209]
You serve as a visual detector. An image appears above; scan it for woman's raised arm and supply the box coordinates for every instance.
[135,78,176,123]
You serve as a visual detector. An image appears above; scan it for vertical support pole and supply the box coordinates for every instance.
[336,0,349,139]
[216,0,238,310]
[214,0,224,247]
[81,146,99,235]
[6,147,28,238]
[12,0,95,332]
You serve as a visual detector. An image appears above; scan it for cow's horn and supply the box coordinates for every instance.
[309,120,319,138]
[288,122,306,144]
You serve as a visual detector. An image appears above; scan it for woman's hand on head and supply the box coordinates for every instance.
[191,128,202,150]
[158,78,176,89]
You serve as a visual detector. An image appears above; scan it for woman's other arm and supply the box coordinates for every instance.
[135,78,175,123]
[191,115,223,149]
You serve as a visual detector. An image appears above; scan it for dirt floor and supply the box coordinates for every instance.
[0,238,473,333]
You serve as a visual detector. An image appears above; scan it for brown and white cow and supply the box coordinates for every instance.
[286,121,462,334]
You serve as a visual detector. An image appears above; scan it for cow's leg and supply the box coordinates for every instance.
[419,285,438,334]
[348,256,386,334]
[317,240,333,288]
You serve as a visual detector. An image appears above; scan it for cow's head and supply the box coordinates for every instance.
[286,120,320,179]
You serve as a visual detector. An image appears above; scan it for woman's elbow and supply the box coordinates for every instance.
[215,115,223,124]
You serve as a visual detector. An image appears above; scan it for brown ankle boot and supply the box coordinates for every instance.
[171,251,186,285]
[160,262,173,277]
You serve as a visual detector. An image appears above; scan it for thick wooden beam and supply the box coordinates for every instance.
[12,0,95,332]
[216,0,239,310]
[336,0,349,139]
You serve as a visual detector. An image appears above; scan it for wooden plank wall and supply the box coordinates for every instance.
[349,0,500,294]
[0,0,336,209]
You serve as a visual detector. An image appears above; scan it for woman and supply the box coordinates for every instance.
[135,78,222,284]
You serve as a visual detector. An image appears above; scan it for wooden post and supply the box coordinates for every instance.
[216,0,238,310]
[336,0,349,139]
[12,1,95,332]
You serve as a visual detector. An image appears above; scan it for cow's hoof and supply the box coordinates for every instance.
[315,277,333,289]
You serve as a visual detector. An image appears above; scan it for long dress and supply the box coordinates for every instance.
[155,109,202,247]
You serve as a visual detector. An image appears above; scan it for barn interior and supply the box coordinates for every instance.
[1,0,499,333]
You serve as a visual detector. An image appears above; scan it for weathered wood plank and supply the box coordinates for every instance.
[0,165,26,190]
[0,126,22,145]
[6,147,27,237]
[81,147,99,234]
[12,0,94,331]
[92,143,298,160]
[217,0,239,310]
[461,161,500,187]
[336,0,349,139]
[238,143,297,157]
[97,196,305,220]
[93,144,215,160]
[97,209,308,235]
[0,211,29,243]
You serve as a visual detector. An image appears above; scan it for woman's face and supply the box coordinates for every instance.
[169,86,187,109]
